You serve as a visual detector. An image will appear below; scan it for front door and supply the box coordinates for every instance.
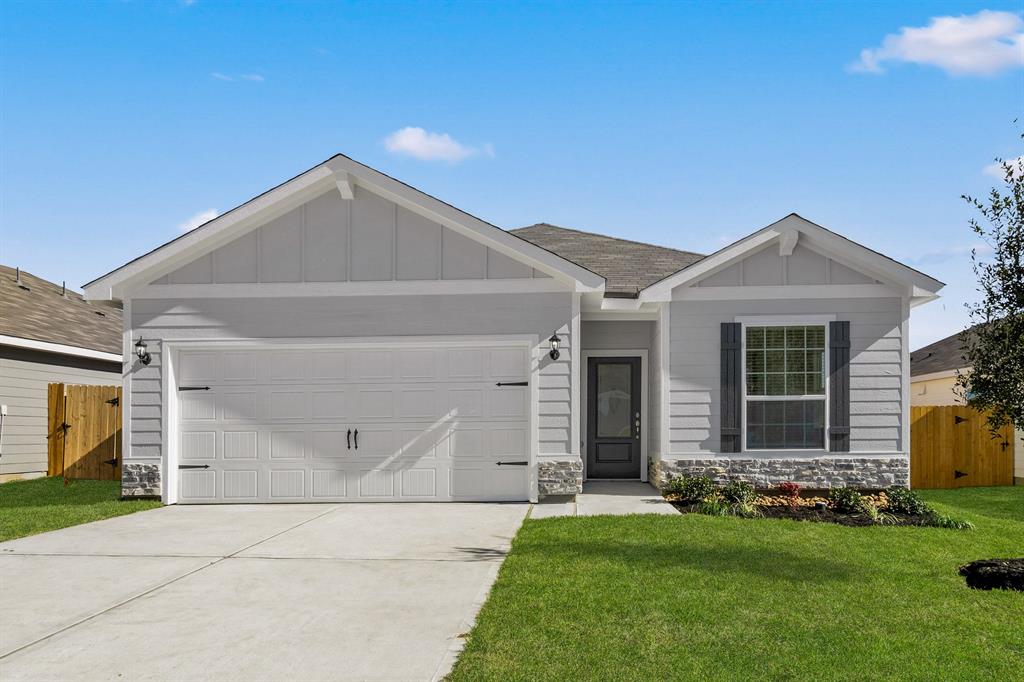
[586,356,641,478]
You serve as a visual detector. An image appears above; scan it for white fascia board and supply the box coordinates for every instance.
[639,214,945,303]
[83,163,337,300]
[0,335,122,363]
[325,156,605,292]
[84,154,605,301]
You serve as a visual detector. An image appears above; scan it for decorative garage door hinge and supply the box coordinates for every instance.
[178,464,210,470]
[178,386,211,391]
[496,461,528,466]
[495,381,528,387]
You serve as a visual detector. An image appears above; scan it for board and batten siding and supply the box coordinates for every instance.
[667,297,905,455]
[0,347,121,478]
[127,292,575,465]
[151,186,550,286]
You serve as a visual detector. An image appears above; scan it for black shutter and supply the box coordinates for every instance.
[720,322,742,453]
[829,320,851,452]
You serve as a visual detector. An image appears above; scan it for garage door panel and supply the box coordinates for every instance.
[400,468,438,497]
[177,342,531,503]
[222,392,258,421]
[269,431,305,459]
[310,430,348,458]
[358,469,394,497]
[181,431,216,460]
[225,431,258,459]
[312,469,347,498]
[270,470,306,498]
[224,470,258,499]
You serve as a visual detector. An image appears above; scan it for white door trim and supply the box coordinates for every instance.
[160,334,538,504]
[581,349,648,482]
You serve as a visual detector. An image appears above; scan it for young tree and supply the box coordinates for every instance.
[957,141,1024,434]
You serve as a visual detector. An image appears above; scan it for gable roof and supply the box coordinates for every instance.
[83,154,604,300]
[637,213,945,305]
[910,325,979,377]
[511,224,704,297]
[0,265,122,358]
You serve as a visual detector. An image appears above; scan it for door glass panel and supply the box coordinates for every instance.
[596,363,632,437]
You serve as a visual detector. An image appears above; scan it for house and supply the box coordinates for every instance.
[911,327,1023,484]
[0,265,123,481]
[82,154,944,503]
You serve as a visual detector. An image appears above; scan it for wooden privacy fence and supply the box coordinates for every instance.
[910,405,1014,489]
[47,383,122,481]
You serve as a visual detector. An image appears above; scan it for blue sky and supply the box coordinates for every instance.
[1,1,1021,349]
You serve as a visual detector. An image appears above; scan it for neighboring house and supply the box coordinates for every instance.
[82,154,944,503]
[0,266,123,481]
[911,327,1023,484]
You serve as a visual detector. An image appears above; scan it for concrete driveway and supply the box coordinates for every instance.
[0,502,528,681]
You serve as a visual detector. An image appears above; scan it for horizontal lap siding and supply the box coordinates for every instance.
[668,297,904,455]
[0,351,121,476]
[128,292,574,461]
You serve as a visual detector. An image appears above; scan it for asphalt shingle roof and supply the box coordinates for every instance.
[511,223,704,297]
[910,325,980,377]
[0,265,122,355]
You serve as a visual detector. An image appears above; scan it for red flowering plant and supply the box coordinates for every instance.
[778,481,801,509]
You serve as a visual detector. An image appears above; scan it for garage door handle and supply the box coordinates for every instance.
[347,429,352,450]
[354,429,358,450]
[496,461,528,466]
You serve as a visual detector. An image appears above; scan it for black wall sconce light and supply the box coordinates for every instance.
[548,332,561,361]
[134,337,152,365]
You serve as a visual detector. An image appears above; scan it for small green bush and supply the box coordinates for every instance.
[721,480,756,505]
[927,513,975,531]
[886,486,930,515]
[666,475,717,502]
[696,498,762,518]
[696,499,730,516]
[828,487,862,513]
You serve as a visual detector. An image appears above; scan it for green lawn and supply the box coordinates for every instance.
[0,476,161,542]
[450,487,1024,681]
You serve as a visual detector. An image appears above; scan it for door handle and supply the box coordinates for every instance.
[635,412,641,439]
[347,429,352,450]
[354,429,359,450]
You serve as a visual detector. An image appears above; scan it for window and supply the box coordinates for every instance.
[745,325,826,449]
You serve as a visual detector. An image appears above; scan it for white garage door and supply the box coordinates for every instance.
[174,341,532,503]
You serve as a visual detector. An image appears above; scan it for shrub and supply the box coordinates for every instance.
[697,498,762,518]
[696,499,730,516]
[927,513,975,531]
[666,475,717,502]
[885,486,930,515]
[721,480,757,506]
[828,487,862,513]
[778,481,801,508]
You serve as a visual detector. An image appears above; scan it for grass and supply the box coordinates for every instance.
[450,487,1024,681]
[0,476,161,542]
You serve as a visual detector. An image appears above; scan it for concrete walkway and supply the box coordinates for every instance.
[531,480,677,518]
[0,503,528,682]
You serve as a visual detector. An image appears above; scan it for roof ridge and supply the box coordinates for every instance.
[512,223,703,257]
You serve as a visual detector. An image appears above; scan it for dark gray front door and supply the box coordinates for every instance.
[586,356,641,479]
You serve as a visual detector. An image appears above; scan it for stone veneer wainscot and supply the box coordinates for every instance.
[649,456,910,490]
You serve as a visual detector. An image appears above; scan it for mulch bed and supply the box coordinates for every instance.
[959,558,1024,591]
[669,501,934,527]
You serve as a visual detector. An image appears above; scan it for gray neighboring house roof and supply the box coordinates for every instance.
[511,223,704,297]
[910,326,979,377]
[0,265,122,355]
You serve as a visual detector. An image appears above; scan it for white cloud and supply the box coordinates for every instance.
[383,127,491,163]
[983,154,1024,179]
[211,72,264,83]
[905,243,992,266]
[179,209,219,232]
[850,10,1024,75]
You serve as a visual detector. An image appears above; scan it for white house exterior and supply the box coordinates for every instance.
[83,154,943,503]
